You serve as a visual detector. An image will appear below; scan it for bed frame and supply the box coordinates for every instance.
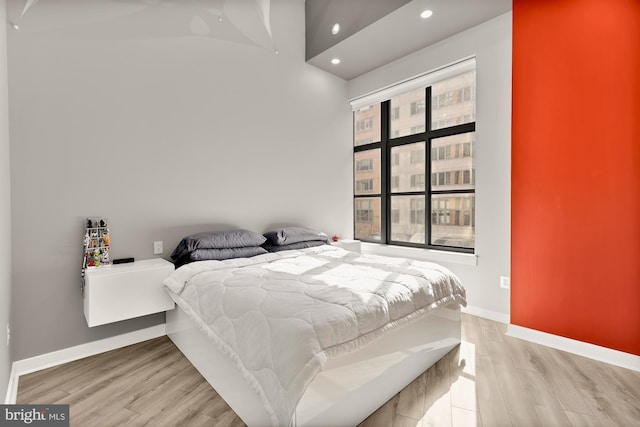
[166,302,461,426]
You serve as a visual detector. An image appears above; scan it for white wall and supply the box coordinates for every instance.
[348,13,512,319]
[7,0,352,360]
[0,0,13,399]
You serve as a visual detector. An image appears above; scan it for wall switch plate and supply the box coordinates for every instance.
[500,276,510,290]
[153,241,163,255]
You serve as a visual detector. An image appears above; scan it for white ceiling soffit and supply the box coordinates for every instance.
[307,0,512,81]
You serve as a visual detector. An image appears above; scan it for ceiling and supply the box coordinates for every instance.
[6,0,511,81]
[305,0,512,80]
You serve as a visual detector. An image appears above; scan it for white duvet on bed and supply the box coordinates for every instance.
[164,245,466,427]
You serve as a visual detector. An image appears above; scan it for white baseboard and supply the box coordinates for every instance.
[507,324,640,373]
[4,363,18,405]
[462,305,510,324]
[5,324,166,404]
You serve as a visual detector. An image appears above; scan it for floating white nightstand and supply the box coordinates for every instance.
[83,258,175,327]
[330,239,361,253]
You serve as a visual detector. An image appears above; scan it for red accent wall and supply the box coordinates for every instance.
[512,0,640,356]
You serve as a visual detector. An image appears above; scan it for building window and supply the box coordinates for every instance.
[410,100,425,116]
[410,148,425,164]
[391,175,400,190]
[355,158,373,172]
[356,179,374,193]
[410,198,425,225]
[355,199,373,223]
[353,60,476,252]
[410,174,425,189]
[391,209,400,224]
[392,152,400,166]
[463,142,471,157]
[410,125,426,134]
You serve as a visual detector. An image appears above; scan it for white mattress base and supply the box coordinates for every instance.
[166,304,461,426]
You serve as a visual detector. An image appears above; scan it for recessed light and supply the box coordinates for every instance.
[420,10,433,19]
[331,58,341,65]
[332,23,340,35]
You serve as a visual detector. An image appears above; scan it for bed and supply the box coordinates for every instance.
[164,241,466,427]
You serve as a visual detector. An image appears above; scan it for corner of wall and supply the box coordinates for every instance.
[0,0,15,403]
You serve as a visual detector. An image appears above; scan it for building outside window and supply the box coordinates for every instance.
[352,58,476,252]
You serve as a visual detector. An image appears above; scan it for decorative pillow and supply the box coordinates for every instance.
[174,246,268,268]
[263,227,328,246]
[262,240,327,252]
[171,229,267,261]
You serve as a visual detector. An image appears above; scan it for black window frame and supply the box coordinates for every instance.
[353,86,476,253]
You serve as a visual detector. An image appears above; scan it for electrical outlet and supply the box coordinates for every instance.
[500,276,510,290]
[153,241,163,255]
[6,324,10,347]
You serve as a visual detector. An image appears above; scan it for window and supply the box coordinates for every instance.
[410,174,425,189]
[355,199,373,223]
[354,149,380,195]
[389,88,426,138]
[354,104,381,147]
[391,175,400,190]
[354,198,381,240]
[410,100,425,116]
[410,148,425,164]
[391,209,400,223]
[352,58,476,252]
[355,158,373,172]
[356,179,374,193]
[410,198,425,225]
[463,142,471,157]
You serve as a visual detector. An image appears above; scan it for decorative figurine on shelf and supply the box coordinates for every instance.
[101,248,110,264]
[94,249,100,267]
[100,219,107,228]
[104,235,110,246]
[86,219,93,229]
[332,235,340,242]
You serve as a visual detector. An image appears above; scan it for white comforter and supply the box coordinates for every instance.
[164,245,466,427]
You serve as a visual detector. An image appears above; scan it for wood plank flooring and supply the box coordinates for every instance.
[17,314,640,426]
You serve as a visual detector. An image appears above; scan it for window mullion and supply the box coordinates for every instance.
[425,86,432,247]
[381,100,390,244]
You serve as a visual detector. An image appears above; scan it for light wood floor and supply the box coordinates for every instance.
[17,314,640,426]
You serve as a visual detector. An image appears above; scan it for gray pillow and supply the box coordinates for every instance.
[263,240,327,252]
[190,246,268,261]
[263,227,328,246]
[171,229,267,261]
[175,246,268,268]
